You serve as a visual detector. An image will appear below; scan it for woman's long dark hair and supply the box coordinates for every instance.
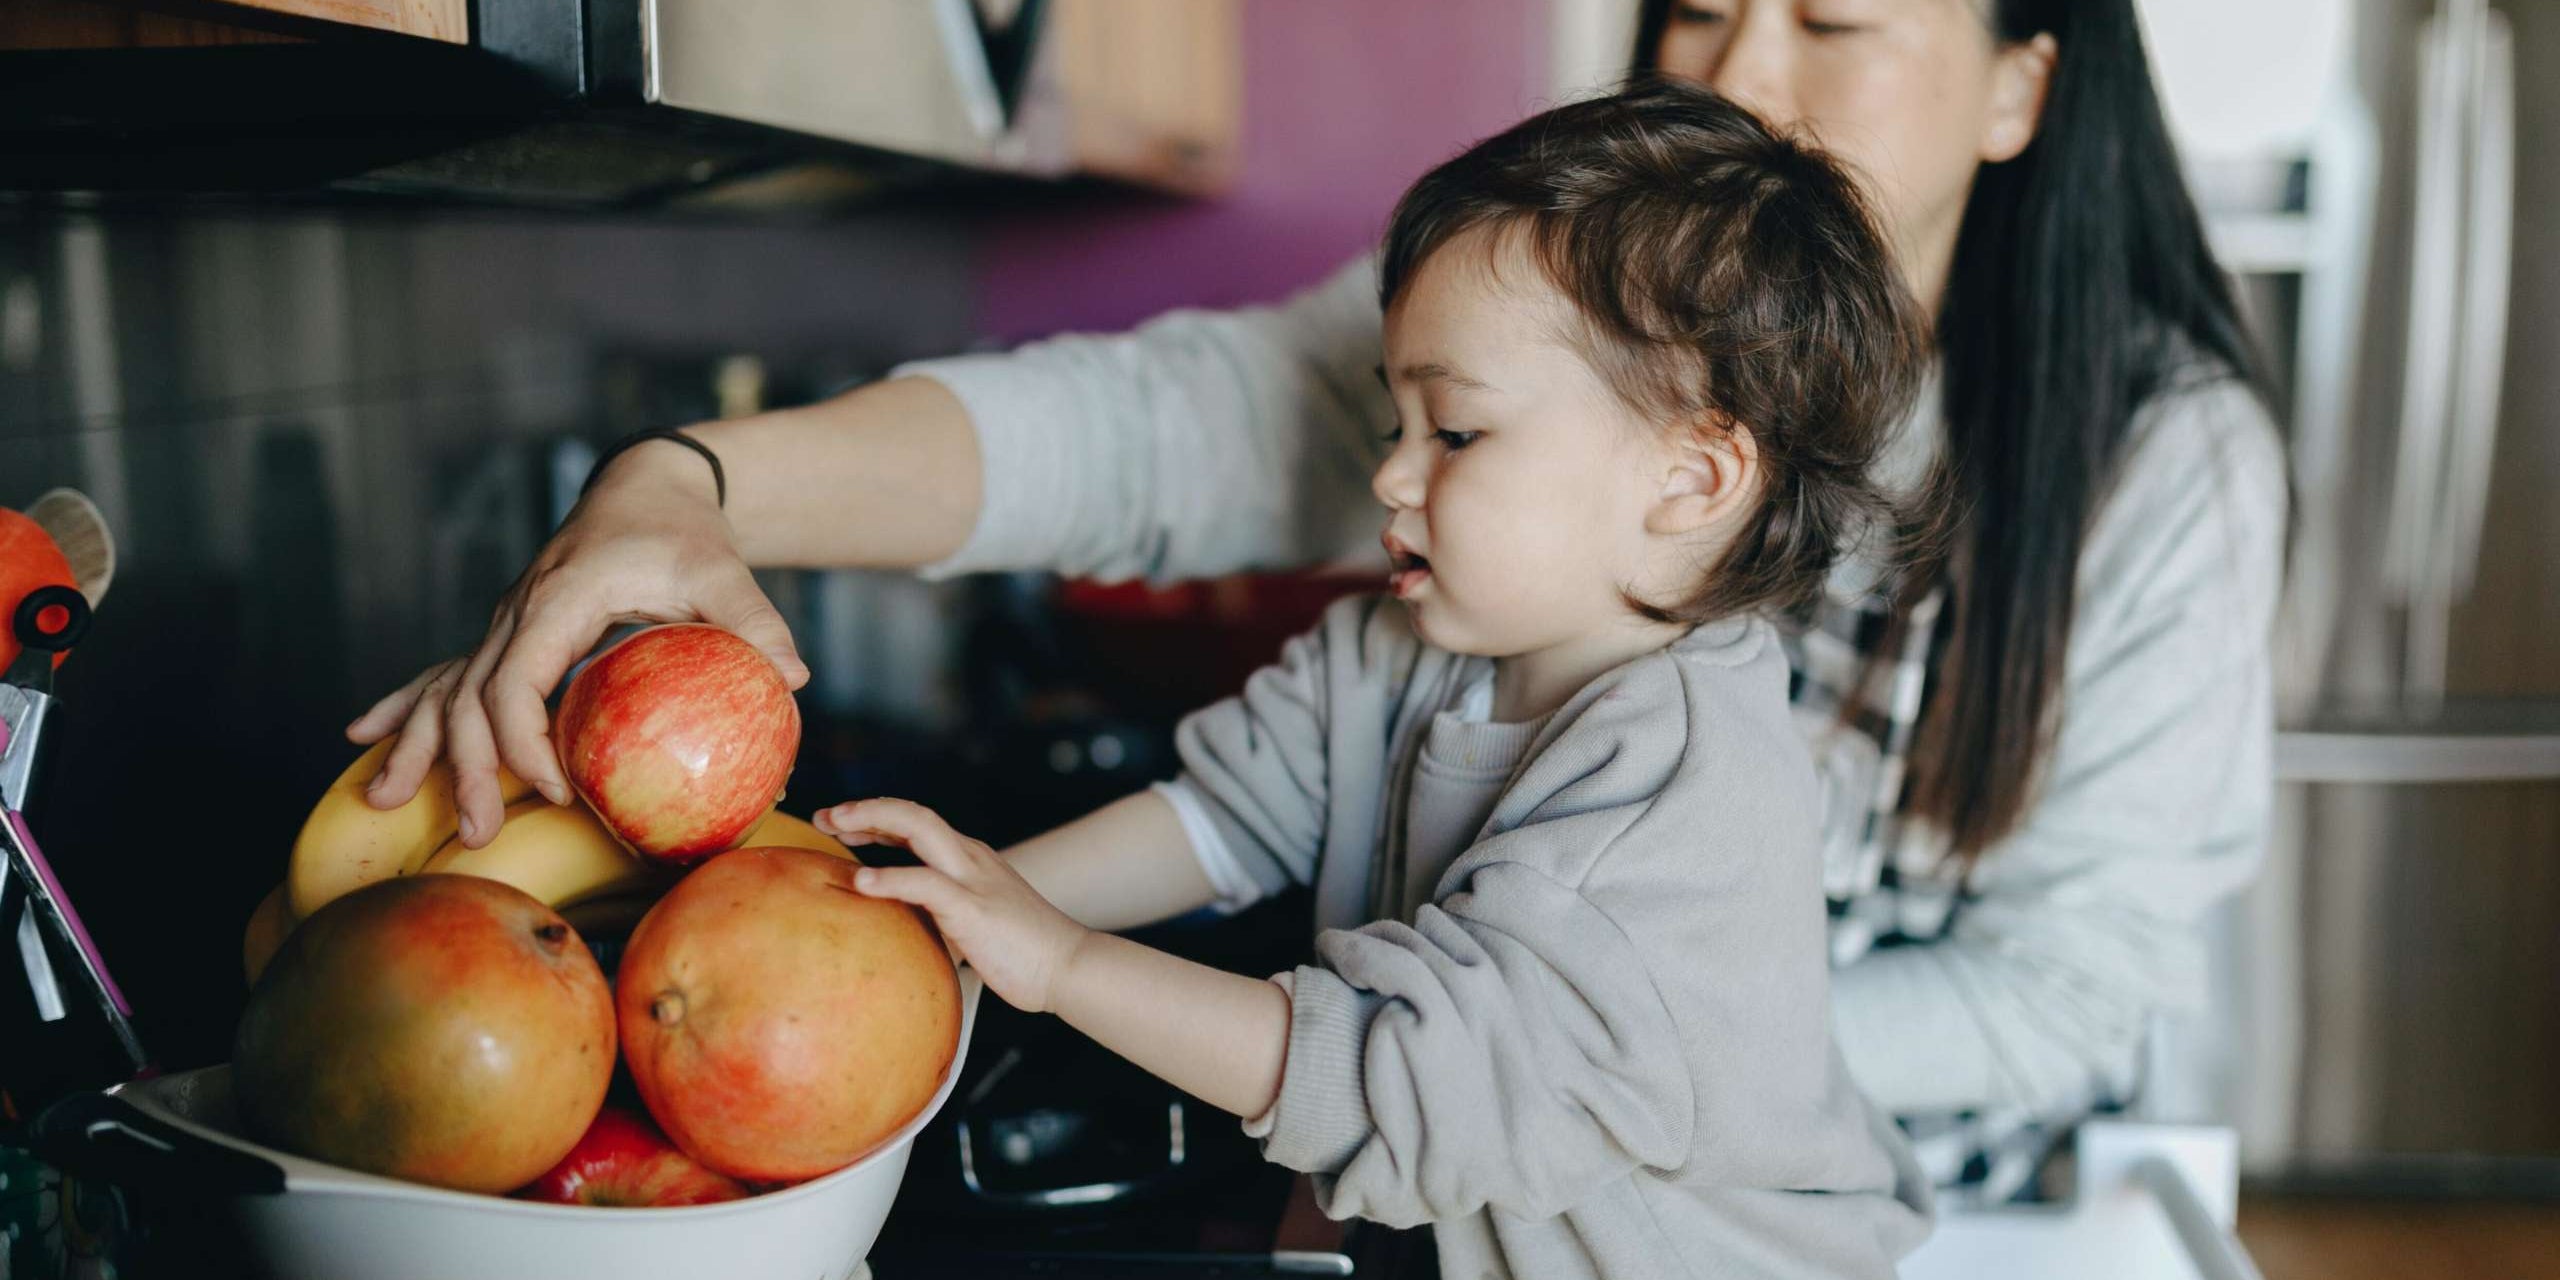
[1634,0,2267,859]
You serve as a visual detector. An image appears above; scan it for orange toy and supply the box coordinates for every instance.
[0,506,76,673]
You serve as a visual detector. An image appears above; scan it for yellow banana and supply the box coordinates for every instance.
[550,803,839,947]
[288,762,828,970]
[555,811,844,948]
[242,882,296,986]
[417,798,674,909]
[742,809,858,861]
[287,739,535,919]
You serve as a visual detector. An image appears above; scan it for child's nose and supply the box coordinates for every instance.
[1371,440,1424,511]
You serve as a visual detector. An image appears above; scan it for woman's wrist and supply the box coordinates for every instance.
[592,429,727,512]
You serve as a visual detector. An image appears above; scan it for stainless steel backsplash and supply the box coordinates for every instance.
[0,207,980,1068]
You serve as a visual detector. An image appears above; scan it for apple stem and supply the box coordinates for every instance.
[534,923,570,950]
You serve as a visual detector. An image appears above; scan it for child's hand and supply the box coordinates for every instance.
[814,798,1092,1016]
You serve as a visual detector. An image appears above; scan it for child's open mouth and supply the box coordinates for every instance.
[1384,536,1432,598]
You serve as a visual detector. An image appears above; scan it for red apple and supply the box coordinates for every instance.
[516,1105,750,1207]
[618,846,960,1182]
[553,624,800,863]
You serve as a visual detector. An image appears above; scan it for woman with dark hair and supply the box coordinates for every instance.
[358,0,2286,1209]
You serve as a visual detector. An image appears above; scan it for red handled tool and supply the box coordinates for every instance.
[1,579,149,1076]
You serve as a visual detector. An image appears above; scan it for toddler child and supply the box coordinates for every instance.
[818,79,1936,1279]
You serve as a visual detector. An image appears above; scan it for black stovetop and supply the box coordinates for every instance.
[863,887,1358,1279]
[867,1158,1356,1277]
[871,1253,1339,1278]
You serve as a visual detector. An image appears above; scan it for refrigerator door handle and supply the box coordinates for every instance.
[2441,9,2513,598]
[2380,0,2471,618]
[2383,0,2513,701]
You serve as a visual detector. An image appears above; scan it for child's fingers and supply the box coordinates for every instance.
[811,804,864,838]
[849,864,957,911]
[815,816,909,851]
[820,798,979,874]
[849,867,970,966]
[816,798,936,843]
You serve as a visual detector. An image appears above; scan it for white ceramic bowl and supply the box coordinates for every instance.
[102,971,979,1280]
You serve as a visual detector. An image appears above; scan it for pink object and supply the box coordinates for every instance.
[974,0,1549,341]
[5,805,134,1017]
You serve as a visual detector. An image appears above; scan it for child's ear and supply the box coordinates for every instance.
[1645,422,1759,538]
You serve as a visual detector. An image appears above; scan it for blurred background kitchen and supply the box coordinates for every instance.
[0,0,2554,1276]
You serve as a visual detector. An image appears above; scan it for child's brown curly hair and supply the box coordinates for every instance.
[1380,78,1932,623]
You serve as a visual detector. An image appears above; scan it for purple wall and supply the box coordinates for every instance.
[972,0,1552,342]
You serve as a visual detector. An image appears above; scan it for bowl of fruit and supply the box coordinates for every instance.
[36,625,972,1280]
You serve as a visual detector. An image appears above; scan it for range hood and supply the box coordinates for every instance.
[0,0,1235,210]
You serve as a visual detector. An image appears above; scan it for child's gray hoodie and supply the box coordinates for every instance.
[1163,594,1933,1280]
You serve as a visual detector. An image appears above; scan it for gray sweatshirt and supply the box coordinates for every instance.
[894,255,2286,1151]
[1163,594,1930,1279]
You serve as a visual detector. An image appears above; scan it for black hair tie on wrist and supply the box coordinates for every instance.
[582,428,727,508]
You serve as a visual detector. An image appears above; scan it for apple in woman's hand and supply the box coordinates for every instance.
[516,1106,750,1208]
[553,624,800,863]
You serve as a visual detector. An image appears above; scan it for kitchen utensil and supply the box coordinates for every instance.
[27,971,981,1280]
[23,488,114,607]
[1,582,148,1075]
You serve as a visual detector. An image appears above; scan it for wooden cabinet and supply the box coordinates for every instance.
[1042,0,1241,196]
[645,0,1241,199]
[0,0,462,45]
[0,0,1239,205]
[214,0,463,42]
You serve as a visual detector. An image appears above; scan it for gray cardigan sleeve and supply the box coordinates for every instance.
[895,255,1392,583]
[1168,595,1434,905]
[1266,868,1697,1229]
[1827,377,2289,1118]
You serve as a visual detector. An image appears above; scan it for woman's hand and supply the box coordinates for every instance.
[346,441,810,846]
[816,797,1093,1016]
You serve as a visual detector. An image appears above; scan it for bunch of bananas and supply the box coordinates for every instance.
[245,739,849,983]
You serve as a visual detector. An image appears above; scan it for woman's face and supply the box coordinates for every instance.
[1653,0,2054,307]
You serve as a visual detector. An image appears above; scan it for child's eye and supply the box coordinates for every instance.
[1801,2,1870,35]
[1379,425,1404,446]
[1432,429,1481,451]
[1670,2,1728,25]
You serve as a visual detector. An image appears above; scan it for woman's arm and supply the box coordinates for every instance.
[1829,378,2289,1119]
[699,375,985,568]
[897,254,1392,583]
[355,257,1391,843]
